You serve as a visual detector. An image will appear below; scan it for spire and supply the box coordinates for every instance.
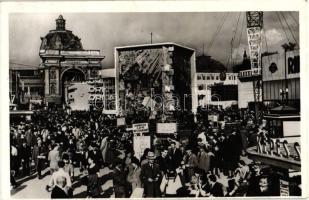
[243,50,247,59]
[56,15,66,30]
[202,43,205,55]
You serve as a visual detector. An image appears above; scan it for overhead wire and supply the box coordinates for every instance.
[275,12,291,44]
[288,11,299,25]
[207,13,227,52]
[207,12,229,54]
[231,12,242,67]
[226,12,241,68]
[262,18,271,66]
[280,12,299,47]
[203,13,221,55]
[236,12,246,56]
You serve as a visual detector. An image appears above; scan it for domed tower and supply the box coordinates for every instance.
[40,15,83,51]
[39,15,104,104]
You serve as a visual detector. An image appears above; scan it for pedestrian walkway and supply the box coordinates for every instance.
[11,167,114,198]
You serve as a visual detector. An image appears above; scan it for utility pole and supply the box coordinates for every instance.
[150,32,153,44]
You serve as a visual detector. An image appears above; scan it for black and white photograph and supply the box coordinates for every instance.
[0,1,307,199]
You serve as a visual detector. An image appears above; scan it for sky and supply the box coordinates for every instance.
[9,12,299,70]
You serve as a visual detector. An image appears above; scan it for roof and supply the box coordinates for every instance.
[40,15,83,51]
[196,54,226,73]
[269,105,299,115]
[10,63,38,70]
[115,42,195,52]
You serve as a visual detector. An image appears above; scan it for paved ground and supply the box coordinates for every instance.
[11,157,251,198]
[11,167,114,199]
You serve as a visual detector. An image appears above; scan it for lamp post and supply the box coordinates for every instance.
[281,42,295,106]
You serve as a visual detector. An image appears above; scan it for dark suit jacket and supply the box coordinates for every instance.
[210,182,224,197]
[51,186,68,199]
[140,163,162,197]
[169,149,183,169]
[155,156,169,173]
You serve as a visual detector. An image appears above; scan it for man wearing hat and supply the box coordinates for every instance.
[140,151,162,197]
[20,140,31,176]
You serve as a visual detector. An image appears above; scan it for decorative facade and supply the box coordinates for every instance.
[39,15,105,104]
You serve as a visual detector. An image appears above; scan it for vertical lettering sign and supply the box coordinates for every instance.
[287,50,300,75]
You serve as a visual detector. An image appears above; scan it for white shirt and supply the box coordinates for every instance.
[160,175,182,195]
[49,168,72,188]
[11,146,18,156]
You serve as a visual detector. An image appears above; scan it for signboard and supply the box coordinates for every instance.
[117,118,126,126]
[279,179,290,196]
[208,114,218,122]
[134,136,151,160]
[133,123,149,133]
[262,49,299,81]
[156,123,177,134]
[283,121,300,137]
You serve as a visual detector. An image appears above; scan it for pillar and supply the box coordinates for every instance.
[44,68,49,95]
[55,68,60,94]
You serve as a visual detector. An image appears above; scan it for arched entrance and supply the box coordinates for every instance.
[61,68,86,103]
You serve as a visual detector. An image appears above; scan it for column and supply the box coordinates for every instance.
[55,68,60,95]
[44,68,49,95]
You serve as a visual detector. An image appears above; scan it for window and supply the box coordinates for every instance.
[202,75,206,80]
[211,76,214,80]
[207,76,210,80]
[216,76,219,80]
[197,75,201,80]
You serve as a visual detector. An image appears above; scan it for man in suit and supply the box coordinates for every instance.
[208,174,224,197]
[169,142,183,170]
[32,139,48,179]
[140,151,162,197]
[155,149,169,174]
[20,140,31,176]
[183,148,198,182]
[112,161,127,198]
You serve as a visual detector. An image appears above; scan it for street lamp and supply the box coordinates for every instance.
[281,42,295,106]
[279,88,289,106]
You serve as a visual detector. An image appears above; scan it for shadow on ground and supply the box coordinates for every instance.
[11,185,27,196]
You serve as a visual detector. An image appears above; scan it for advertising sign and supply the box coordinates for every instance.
[279,179,290,196]
[262,49,299,81]
[117,118,126,126]
[133,123,149,133]
[133,136,151,160]
[283,121,300,137]
[156,123,177,134]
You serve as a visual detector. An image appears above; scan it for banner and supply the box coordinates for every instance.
[117,118,126,126]
[134,136,151,160]
[133,123,149,133]
[156,123,177,134]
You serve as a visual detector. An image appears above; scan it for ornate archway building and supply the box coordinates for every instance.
[39,15,105,104]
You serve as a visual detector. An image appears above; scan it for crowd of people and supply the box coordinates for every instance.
[10,105,285,198]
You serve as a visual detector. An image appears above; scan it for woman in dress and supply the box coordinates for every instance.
[87,155,101,198]
[127,159,142,195]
